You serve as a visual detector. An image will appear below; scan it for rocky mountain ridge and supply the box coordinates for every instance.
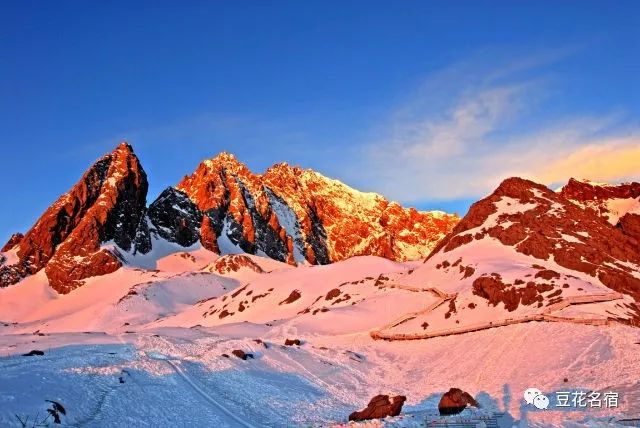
[416,176,640,316]
[168,152,458,265]
[1,143,149,293]
[559,178,640,223]
[0,143,458,293]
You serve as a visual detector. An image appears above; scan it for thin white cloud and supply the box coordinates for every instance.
[353,52,639,202]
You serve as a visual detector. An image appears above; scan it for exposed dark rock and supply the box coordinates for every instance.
[132,213,152,255]
[1,143,149,293]
[560,178,640,223]
[22,350,44,356]
[618,213,640,245]
[325,288,341,300]
[438,388,479,415]
[176,153,457,264]
[348,394,406,421]
[472,275,544,312]
[206,254,264,275]
[200,215,220,253]
[284,338,301,346]
[148,187,202,247]
[430,177,640,301]
[279,289,301,305]
[535,269,560,280]
[231,349,253,360]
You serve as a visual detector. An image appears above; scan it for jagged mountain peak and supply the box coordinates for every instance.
[200,151,249,174]
[153,152,459,265]
[2,145,458,293]
[559,177,640,225]
[0,142,149,293]
[114,140,135,153]
[263,161,304,179]
[389,175,640,341]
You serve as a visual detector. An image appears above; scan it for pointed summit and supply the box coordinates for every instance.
[115,140,135,153]
[201,151,247,173]
[0,142,149,293]
[210,151,238,162]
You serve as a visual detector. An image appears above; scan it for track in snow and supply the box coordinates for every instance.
[370,288,625,341]
[146,352,258,428]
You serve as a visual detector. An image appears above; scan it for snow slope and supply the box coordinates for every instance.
[1,190,640,426]
[0,321,638,427]
[157,256,428,335]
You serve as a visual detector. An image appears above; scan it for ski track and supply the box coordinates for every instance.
[162,358,258,428]
[133,333,258,428]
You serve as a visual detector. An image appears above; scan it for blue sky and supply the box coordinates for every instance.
[1,1,638,240]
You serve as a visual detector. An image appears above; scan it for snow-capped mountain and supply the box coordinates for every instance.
[1,168,640,426]
[559,178,640,247]
[0,143,149,293]
[392,177,640,340]
[165,152,459,264]
[0,143,458,293]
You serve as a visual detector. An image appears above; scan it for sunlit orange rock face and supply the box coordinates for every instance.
[0,143,149,293]
[430,177,640,300]
[174,153,459,264]
[559,178,640,224]
[0,147,457,292]
[1,233,23,252]
[560,177,640,250]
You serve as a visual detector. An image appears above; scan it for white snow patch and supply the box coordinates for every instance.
[217,219,245,255]
[265,188,306,263]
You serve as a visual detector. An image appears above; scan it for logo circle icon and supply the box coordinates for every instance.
[533,394,550,410]
[524,388,542,405]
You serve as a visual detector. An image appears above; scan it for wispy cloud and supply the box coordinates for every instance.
[533,136,640,185]
[351,49,639,202]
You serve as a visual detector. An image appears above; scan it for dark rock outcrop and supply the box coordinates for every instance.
[200,215,220,253]
[438,388,479,415]
[560,178,640,224]
[147,187,202,247]
[348,394,406,421]
[204,254,264,275]
[618,213,640,244]
[231,349,253,360]
[284,338,301,346]
[279,289,301,305]
[472,275,546,312]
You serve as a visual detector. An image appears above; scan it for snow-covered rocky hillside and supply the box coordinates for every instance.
[1,144,639,427]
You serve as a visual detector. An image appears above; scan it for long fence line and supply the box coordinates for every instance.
[370,287,624,341]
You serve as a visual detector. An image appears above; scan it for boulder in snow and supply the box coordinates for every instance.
[348,394,406,421]
[438,388,479,415]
